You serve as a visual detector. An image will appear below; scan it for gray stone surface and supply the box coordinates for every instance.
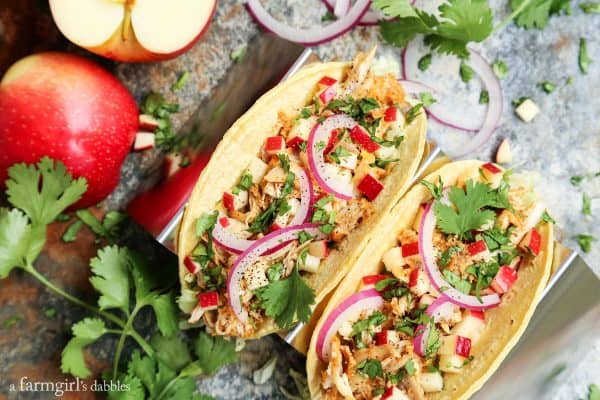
[101,0,598,399]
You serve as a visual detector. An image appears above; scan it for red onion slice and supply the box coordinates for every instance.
[413,323,430,357]
[246,0,370,46]
[322,0,395,26]
[333,0,350,18]
[308,114,358,200]
[213,168,313,254]
[316,288,384,362]
[402,43,481,132]
[419,204,501,310]
[426,295,459,323]
[227,224,325,323]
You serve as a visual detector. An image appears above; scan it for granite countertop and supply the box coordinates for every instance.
[0,0,598,399]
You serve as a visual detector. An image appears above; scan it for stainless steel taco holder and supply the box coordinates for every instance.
[152,43,600,397]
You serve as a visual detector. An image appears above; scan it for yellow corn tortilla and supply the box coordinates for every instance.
[177,59,427,339]
[307,160,554,399]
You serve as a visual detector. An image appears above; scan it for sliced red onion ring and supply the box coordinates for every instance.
[402,44,481,132]
[246,0,370,46]
[426,295,459,323]
[316,288,384,362]
[413,323,430,357]
[419,204,501,310]
[213,168,313,254]
[308,114,358,200]
[333,0,350,18]
[321,0,397,26]
[227,224,325,323]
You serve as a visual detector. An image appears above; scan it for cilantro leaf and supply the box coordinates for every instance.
[89,246,131,312]
[196,212,218,237]
[61,318,107,378]
[492,60,509,79]
[0,209,45,277]
[171,71,190,91]
[433,180,503,239]
[151,334,192,372]
[356,359,384,379]
[76,210,125,242]
[62,220,83,243]
[6,158,87,226]
[575,234,596,253]
[148,292,179,337]
[193,331,238,375]
[127,350,156,392]
[108,375,145,400]
[255,267,315,329]
[512,0,553,29]
[442,270,472,293]
[581,2,600,13]
[589,384,600,400]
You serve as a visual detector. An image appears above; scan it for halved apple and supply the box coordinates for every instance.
[49,0,217,62]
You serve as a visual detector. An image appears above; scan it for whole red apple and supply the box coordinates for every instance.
[0,52,139,208]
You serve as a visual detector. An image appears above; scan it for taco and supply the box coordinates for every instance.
[307,160,554,399]
[176,50,427,339]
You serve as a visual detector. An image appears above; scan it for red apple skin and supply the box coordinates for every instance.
[0,52,139,208]
[88,1,217,63]
[127,153,211,236]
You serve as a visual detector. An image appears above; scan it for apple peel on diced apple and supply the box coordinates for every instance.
[49,0,217,62]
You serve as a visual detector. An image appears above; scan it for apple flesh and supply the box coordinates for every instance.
[0,52,139,208]
[49,0,217,62]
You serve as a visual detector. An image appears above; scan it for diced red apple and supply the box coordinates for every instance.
[138,114,160,131]
[480,162,503,188]
[349,125,380,153]
[451,312,486,343]
[519,228,541,256]
[300,254,321,273]
[164,152,183,178]
[420,371,444,393]
[269,222,283,233]
[308,240,329,259]
[381,386,409,400]
[318,76,337,86]
[439,335,471,357]
[323,129,339,155]
[222,192,235,212]
[286,136,305,150]
[374,330,388,346]
[467,239,490,262]
[357,174,384,201]
[222,190,248,213]
[362,274,388,285]
[319,85,337,105]
[218,217,230,228]
[247,158,268,184]
[401,242,420,258]
[409,268,429,296]
[469,310,485,320]
[496,138,512,164]
[439,354,466,374]
[265,136,286,155]
[198,291,219,310]
[382,247,407,281]
[491,265,518,294]
[384,107,398,122]
[184,256,200,274]
[133,132,155,151]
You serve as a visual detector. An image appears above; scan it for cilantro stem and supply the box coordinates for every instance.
[112,301,145,381]
[25,265,155,359]
[155,373,182,400]
[494,0,536,32]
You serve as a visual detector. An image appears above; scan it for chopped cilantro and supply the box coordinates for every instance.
[44,308,57,318]
[512,96,531,107]
[405,103,424,124]
[359,98,380,114]
[419,91,437,106]
[421,178,444,199]
[460,62,474,83]
[300,107,312,119]
[580,2,600,13]
[321,11,336,21]
[2,315,22,329]
[230,45,247,63]
[538,81,557,93]
[582,193,592,216]
[372,158,401,169]
[439,246,462,267]
[466,260,500,301]
[351,311,387,345]
[588,384,600,400]
[375,277,409,300]
[62,220,83,243]
[541,210,556,224]
[425,323,441,358]
[266,262,285,282]
[297,230,316,244]
[479,90,490,104]
[571,175,584,186]
[575,234,596,253]
[196,212,218,238]
[579,38,592,74]
[316,141,326,152]
[442,270,472,293]
[492,60,509,79]
[405,359,417,376]
[171,71,189,91]
[329,146,352,164]
[233,171,253,195]
[255,267,315,329]
[356,359,383,380]
[418,53,433,71]
[479,226,512,251]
